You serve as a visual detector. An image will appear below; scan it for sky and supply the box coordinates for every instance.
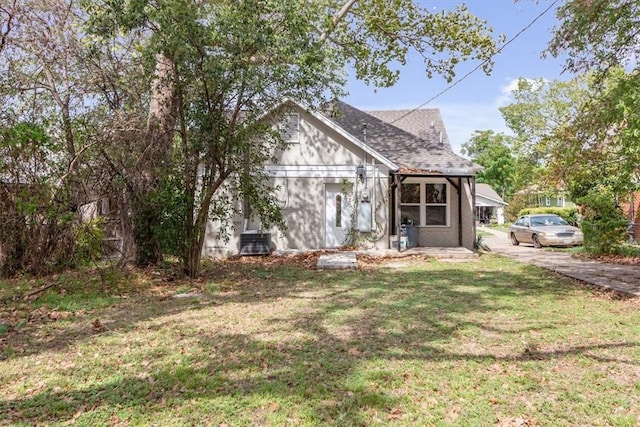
[344,0,572,155]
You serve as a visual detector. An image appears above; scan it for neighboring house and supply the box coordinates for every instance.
[203,99,481,256]
[620,191,639,241]
[516,185,575,209]
[475,183,508,225]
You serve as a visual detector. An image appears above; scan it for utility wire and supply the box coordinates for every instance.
[390,0,560,125]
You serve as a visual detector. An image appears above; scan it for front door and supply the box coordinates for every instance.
[325,183,351,248]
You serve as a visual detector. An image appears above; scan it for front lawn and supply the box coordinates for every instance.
[1,254,639,426]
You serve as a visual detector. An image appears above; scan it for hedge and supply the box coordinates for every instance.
[518,207,580,225]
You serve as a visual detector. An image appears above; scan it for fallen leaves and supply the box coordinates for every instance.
[91,318,106,333]
[497,416,539,427]
[387,407,403,420]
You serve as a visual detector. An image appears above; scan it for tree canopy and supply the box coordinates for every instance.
[548,0,640,75]
[461,130,516,199]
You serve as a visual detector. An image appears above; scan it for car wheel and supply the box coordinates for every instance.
[510,233,519,246]
[532,234,542,248]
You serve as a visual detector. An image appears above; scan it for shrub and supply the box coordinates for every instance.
[75,218,106,265]
[504,192,528,222]
[577,185,627,254]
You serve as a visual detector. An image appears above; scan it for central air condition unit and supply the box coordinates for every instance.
[239,230,272,255]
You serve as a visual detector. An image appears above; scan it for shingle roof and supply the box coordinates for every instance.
[476,183,507,204]
[327,100,479,175]
[364,108,450,145]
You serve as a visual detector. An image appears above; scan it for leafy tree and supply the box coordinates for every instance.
[461,130,516,199]
[84,0,502,276]
[547,0,640,252]
[499,76,592,192]
[551,69,640,198]
[547,0,640,196]
[0,0,109,276]
[548,0,640,75]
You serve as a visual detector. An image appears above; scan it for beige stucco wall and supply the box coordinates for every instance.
[273,108,367,166]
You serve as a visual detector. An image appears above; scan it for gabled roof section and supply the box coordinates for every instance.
[328,100,480,175]
[476,183,507,205]
[275,99,399,170]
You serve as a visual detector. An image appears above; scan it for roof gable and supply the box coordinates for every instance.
[476,183,507,204]
[274,99,399,170]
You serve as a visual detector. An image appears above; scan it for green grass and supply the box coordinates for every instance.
[614,243,640,257]
[1,255,639,426]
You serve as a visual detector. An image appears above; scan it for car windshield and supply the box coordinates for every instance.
[530,215,569,226]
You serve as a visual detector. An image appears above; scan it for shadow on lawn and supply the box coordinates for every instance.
[2,260,638,425]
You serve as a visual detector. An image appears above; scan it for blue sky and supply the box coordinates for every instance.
[344,0,571,155]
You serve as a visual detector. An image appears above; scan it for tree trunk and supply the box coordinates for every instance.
[132,53,177,266]
[182,173,228,277]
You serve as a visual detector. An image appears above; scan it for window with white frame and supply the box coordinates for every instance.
[545,196,551,206]
[557,196,564,207]
[280,113,299,142]
[400,180,449,226]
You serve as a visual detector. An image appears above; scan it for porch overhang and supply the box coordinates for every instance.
[389,169,477,252]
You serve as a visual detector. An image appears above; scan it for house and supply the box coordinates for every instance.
[202,99,481,256]
[475,183,508,225]
[620,191,639,241]
[516,185,575,209]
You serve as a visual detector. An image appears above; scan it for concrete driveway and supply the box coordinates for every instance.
[480,228,640,297]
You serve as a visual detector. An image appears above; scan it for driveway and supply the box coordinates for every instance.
[480,228,640,297]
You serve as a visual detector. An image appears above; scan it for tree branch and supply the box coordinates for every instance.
[317,0,358,45]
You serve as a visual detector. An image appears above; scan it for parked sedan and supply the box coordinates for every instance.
[509,214,583,248]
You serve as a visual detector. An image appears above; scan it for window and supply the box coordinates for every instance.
[281,114,299,142]
[335,194,342,227]
[425,183,447,225]
[545,196,551,206]
[557,196,564,207]
[400,183,420,226]
[400,180,449,227]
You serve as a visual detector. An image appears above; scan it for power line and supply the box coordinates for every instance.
[390,0,560,125]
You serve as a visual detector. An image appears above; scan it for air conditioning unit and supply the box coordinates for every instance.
[240,230,272,255]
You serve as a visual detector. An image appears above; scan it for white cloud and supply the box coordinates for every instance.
[494,78,521,107]
[438,102,512,155]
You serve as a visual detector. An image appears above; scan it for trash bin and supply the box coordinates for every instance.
[401,224,418,248]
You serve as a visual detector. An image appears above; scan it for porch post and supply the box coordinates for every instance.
[471,177,477,249]
[458,177,463,247]
[395,173,402,252]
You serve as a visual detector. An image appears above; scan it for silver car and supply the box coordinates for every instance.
[509,214,583,248]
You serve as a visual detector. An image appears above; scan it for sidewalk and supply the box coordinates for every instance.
[480,228,640,297]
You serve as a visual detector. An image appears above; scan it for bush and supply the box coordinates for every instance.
[577,185,627,254]
[75,218,106,265]
[518,207,580,225]
[504,192,528,222]
[0,182,81,277]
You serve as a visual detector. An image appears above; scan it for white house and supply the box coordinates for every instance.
[203,99,482,256]
[475,183,508,225]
